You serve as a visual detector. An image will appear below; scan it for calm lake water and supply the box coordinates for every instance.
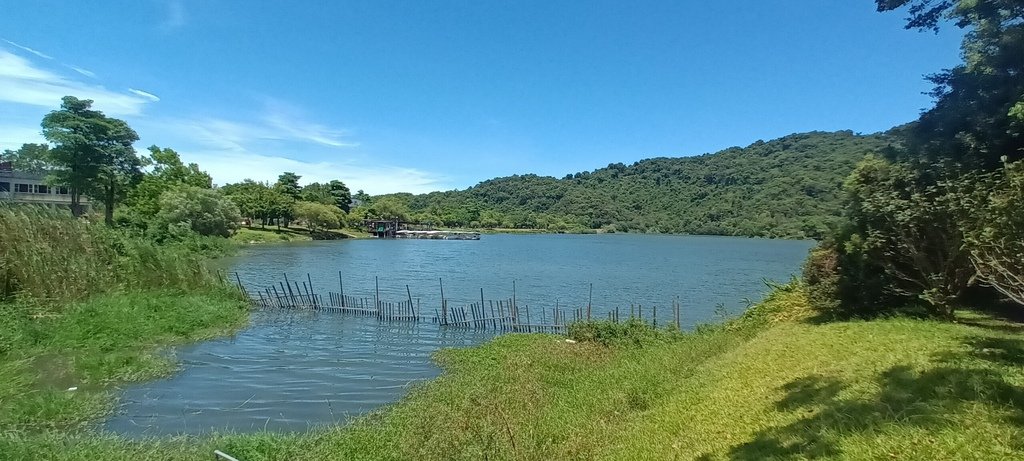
[104,234,813,436]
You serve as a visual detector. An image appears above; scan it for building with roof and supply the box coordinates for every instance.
[0,162,87,210]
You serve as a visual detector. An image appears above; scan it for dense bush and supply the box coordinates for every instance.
[155,186,242,238]
[960,161,1024,306]
[802,244,842,316]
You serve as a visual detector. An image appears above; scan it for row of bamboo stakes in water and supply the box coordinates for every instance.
[235,272,685,332]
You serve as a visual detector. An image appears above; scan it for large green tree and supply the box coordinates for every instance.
[122,145,214,224]
[41,96,141,222]
[328,180,353,212]
[275,172,302,200]
[877,0,1024,169]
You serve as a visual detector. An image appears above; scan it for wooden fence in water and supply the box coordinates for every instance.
[233,272,683,333]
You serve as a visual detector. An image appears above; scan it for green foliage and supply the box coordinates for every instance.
[802,243,843,316]
[840,156,973,316]
[222,180,295,228]
[299,181,354,213]
[567,319,683,347]
[960,160,1024,305]
[387,131,892,238]
[41,96,142,223]
[153,186,242,238]
[0,204,219,304]
[355,194,412,221]
[300,182,335,205]
[0,143,50,174]
[121,146,213,220]
[813,2,1024,316]
[275,172,302,200]
[878,0,1024,170]
[293,200,344,232]
[328,179,354,212]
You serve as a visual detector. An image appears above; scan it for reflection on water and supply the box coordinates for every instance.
[105,234,812,435]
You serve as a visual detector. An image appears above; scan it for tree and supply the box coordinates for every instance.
[293,201,344,232]
[353,189,371,206]
[959,160,1024,305]
[300,182,334,205]
[0,143,50,174]
[155,186,241,238]
[275,172,302,200]
[328,180,353,212]
[877,0,1024,169]
[41,96,141,222]
[222,180,294,228]
[841,155,974,316]
[122,145,214,225]
[365,195,411,221]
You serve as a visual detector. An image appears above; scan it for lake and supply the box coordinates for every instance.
[104,234,813,436]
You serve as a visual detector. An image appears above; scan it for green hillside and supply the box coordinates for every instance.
[373,130,894,239]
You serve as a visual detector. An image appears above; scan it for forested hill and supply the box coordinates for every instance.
[370,130,894,239]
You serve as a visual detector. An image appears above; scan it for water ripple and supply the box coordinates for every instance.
[104,234,811,436]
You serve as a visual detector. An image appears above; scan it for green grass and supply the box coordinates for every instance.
[231,226,365,243]
[3,283,1023,460]
[0,205,222,303]
[0,289,249,432]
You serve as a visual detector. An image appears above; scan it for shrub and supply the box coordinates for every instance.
[802,243,842,316]
[154,186,241,238]
[567,319,682,347]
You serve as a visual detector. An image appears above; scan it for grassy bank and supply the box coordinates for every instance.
[231,225,366,243]
[0,289,248,432]
[0,205,249,453]
[5,282,1022,460]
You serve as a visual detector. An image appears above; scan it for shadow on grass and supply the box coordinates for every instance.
[727,335,1024,460]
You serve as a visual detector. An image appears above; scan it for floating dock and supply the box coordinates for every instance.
[395,230,480,240]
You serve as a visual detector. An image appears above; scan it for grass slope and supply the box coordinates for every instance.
[4,285,1022,460]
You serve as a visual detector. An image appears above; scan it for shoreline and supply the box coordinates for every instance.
[5,283,1022,460]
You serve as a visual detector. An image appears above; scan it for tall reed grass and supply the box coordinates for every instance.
[0,204,217,305]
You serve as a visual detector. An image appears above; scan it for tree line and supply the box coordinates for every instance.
[0,96,374,240]
[804,0,1024,318]
[364,130,894,239]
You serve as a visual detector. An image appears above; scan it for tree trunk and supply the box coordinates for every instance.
[70,189,82,218]
[104,179,115,226]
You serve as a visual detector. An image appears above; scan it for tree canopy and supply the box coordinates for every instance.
[41,96,141,222]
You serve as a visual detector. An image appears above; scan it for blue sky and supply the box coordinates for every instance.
[0,1,963,194]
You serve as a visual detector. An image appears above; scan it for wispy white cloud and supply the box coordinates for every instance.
[260,98,358,148]
[0,50,153,116]
[2,39,53,60]
[0,124,45,150]
[180,149,448,194]
[263,113,358,148]
[66,65,96,78]
[128,88,160,102]
[137,113,445,193]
